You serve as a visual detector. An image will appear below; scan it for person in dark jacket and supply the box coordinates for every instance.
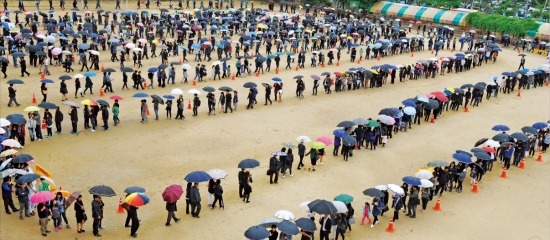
[211,180,224,209]
[91,195,102,237]
[101,105,109,131]
[319,214,332,240]
[165,200,180,226]
[70,106,78,134]
[54,107,63,133]
[185,182,192,214]
[192,94,200,116]
[2,178,18,214]
[297,141,306,169]
[189,183,201,218]
[268,154,279,184]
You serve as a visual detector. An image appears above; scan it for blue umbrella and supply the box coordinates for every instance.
[402,176,422,186]
[342,135,356,147]
[491,124,510,131]
[452,152,472,164]
[244,226,269,240]
[184,171,212,183]
[455,150,473,157]
[148,67,158,73]
[510,132,528,142]
[402,99,416,107]
[7,79,24,84]
[272,77,282,82]
[78,43,90,50]
[333,129,347,138]
[320,72,331,76]
[532,122,549,130]
[6,114,26,124]
[191,43,201,49]
[132,93,149,98]
[124,186,146,194]
[12,154,34,164]
[38,102,57,109]
[12,52,25,58]
[16,173,40,184]
[238,159,260,169]
[40,79,55,84]
[295,218,317,232]
[277,220,300,235]
[163,95,175,100]
[474,152,491,160]
[83,71,97,77]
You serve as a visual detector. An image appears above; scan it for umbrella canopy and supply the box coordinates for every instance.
[415,170,433,180]
[274,210,295,221]
[63,101,79,108]
[474,152,491,160]
[352,118,369,125]
[310,141,326,150]
[420,179,434,188]
[170,88,184,95]
[337,120,356,128]
[66,191,81,207]
[238,159,260,169]
[2,139,22,148]
[244,226,269,240]
[125,192,151,207]
[452,152,472,164]
[30,191,55,204]
[124,186,146,194]
[296,136,311,143]
[38,102,58,109]
[307,199,337,214]
[132,92,149,98]
[219,86,233,91]
[184,171,212,182]
[0,149,18,158]
[162,184,184,202]
[474,138,488,147]
[402,176,422,186]
[387,184,405,195]
[492,133,510,142]
[202,86,216,93]
[532,122,549,130]
[12,153,34,164]
[24,106,41,112]
[258,218,282,228]
[295,217,317,232]
[363,188,384,197]
[521,126,538,135]
[332,201,348,213]
[16,173,40,184]
[316,136,333,146]
[243,82,257,88]
[510,132,528,142]
[492,124,510,131]
[334,194,353,204]
[207,169,227,179]
[342,135,357,147]
[277,220,300,235]
[89,185,116,197]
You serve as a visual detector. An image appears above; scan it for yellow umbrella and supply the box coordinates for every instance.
[368,69,379,74]
[310,141,326,150]
[52,189,71,198]
[445,87,455,93]
[80,99,97,106]
[346,36,353,40]
[417,167,435,172]
[257,24,267,29]
[24,106,40,112]
[304,29,312,33]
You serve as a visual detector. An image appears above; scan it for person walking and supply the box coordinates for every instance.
[165,200,180,226]
[189,183,201,218]
[112,100,120,126]
[211,180,224,209]
[128,205,139,237]
[297,141,305,170]
[91,195,102,237]
[360,202,371,225]
[7,84,21,107]
[334,213,347,240]
[370,197,384,228]
[55,192,71,229]
[268,153,279,184]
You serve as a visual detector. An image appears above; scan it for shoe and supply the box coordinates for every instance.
[165,223,171,226]
[80,229,85,232]
[175,218,180,222]
[94,234,101,237]
[45,230,51,233]
[131,234,137,238]
[370,224,374,228]
[125,225,131,228]
[42,234,47,236]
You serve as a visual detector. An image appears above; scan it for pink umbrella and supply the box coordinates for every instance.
[51,47,62,55]
[316,136,333,146]
[425,93,435,98]
[30,191,55,204]
[162,184,184,202]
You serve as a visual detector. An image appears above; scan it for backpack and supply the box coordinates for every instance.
[197,99,201,107]
[214,185,223,195]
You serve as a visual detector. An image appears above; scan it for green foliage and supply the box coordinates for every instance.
[464,12,539,37]
[418,0,460,8]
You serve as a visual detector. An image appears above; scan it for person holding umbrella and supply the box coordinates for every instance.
[91,195,102,237]
[2,178,19,214]
[44,109,53,138]
[243,171,252,203]
[37,200,51,236]
[165,198,181,226]
[406,186,419,218]
[189,183,201,218]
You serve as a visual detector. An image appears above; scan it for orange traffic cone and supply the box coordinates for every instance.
[101,64,104,72]
[518,158,525,169]
[41,119,46,129]
[471,180,479,193]
[99,88,105,97]
[192,79,197,86]
[430,116,435,124]
[179,58,182,64]
[377,56,381,61]
[500,168,507,179]
[117,197,125,213]
[32,93,37,104]
[295,64,299,71]
[411,53,414,57]
[322,62,325,68]
[357,59,360,64]
[231,74,236,80]
[385,218,395,233]
[275,68,279,74]
[187,100,192,109]
[546,81,549,87]
[146,108,150,116]
[517,49,520,53]
[432,197,442,211]
[516,90,521,97]
[431,50,434,54]
[464,106,469,112]
[336,61,340,66]
[255,72,260,77]
[41,72,45,79]
[72,55,75,62]
[536,152,543,162]
[143,81,147,88]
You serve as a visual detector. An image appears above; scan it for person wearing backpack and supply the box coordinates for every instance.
[334,213,348,240]
[211,180,224,209]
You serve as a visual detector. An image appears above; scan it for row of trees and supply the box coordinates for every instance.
[464,12,539,37]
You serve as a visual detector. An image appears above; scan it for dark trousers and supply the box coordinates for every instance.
[130,217,139,235]
[3,197,18,212]
[71,121,77,133]
[421,197,428,210]
[166,211,178,224]
[185,199,190,214]
[212,194,223,208]
[92,218,100,235]
[269,171,279,183]
[320,230,330,240]
[55,122,61,133]
[125,211,131,227]
[238,184,244,198]
[190,202,201,217]
[393,209,400,220]
[297,155,304,168]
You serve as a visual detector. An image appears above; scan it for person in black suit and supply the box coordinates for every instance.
[319,214,332,240]
[269,154,279,184]
[238,169,246,198]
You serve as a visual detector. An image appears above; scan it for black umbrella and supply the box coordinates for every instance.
[510,132,528,142]
[307,199,337,214]
[460,84,474,89]
[293,75,304,79]
[219,86,233,91]
[474,138,488,147]
[38,102,58,109]
[151,95,165,105]
[104,68,116,73]
[492,133,510,142]
[12,154,34,164]
[121,67,134,73]
[96,100,110,107]
[244,226,269,239]
[158,64,168,69]
[500,142,516,147]
[89,185,116,197]
[521,126,538,135]
[238,159,260,169]
[6,114,26,125]
[342,135,356,147]
[243,82,257,88]
[424,99,439,110]
[363,188,384,197]
[455,150,473,157]
[59,75,72,80]
[124,186,146,194]
[336,120,356,128]
[16,173,40,184]
[295,217,317,232]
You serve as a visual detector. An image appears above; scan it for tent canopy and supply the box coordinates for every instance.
[370,1,469,27]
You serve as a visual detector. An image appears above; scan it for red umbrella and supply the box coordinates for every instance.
[431,92,449,102]
[482,146,496,153]
[162,184,184,202]
[109,95,124,100]
[334,72,344,77]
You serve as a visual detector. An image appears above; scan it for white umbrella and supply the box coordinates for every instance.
[0,149,18,157]
[73,74,84,79]
[125,43,136,49]
[484,139,500,148]
[88,50,100,55]
[0,168,28,178]
[0,158,12,170]
[420,179,433,188]
[181,64,191,70]
[296,136,311,143]
[1,139,21,148]
[374,184,388,191]
[258,218,282,228]
[299,201,311,211]
[207,169,227,179]
[274,210,295,221]
[0,128,5,134]
[415,170,433,180]
[171,88,184,95]
[387,184,404,195]
[0,118,10,127]
[332,201,348,213]
[212,61,221,66]
[61,50,72,55]
[403,106,416,115]
[132,48,143,52]
[187,89,201,95]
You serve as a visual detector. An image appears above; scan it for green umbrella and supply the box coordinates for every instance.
[427,160,448,168]
[334,194,353,204]
[366,120,380,128]
[310,141,326,150]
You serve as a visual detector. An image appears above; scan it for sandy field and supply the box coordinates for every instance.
[1,2,550,240]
